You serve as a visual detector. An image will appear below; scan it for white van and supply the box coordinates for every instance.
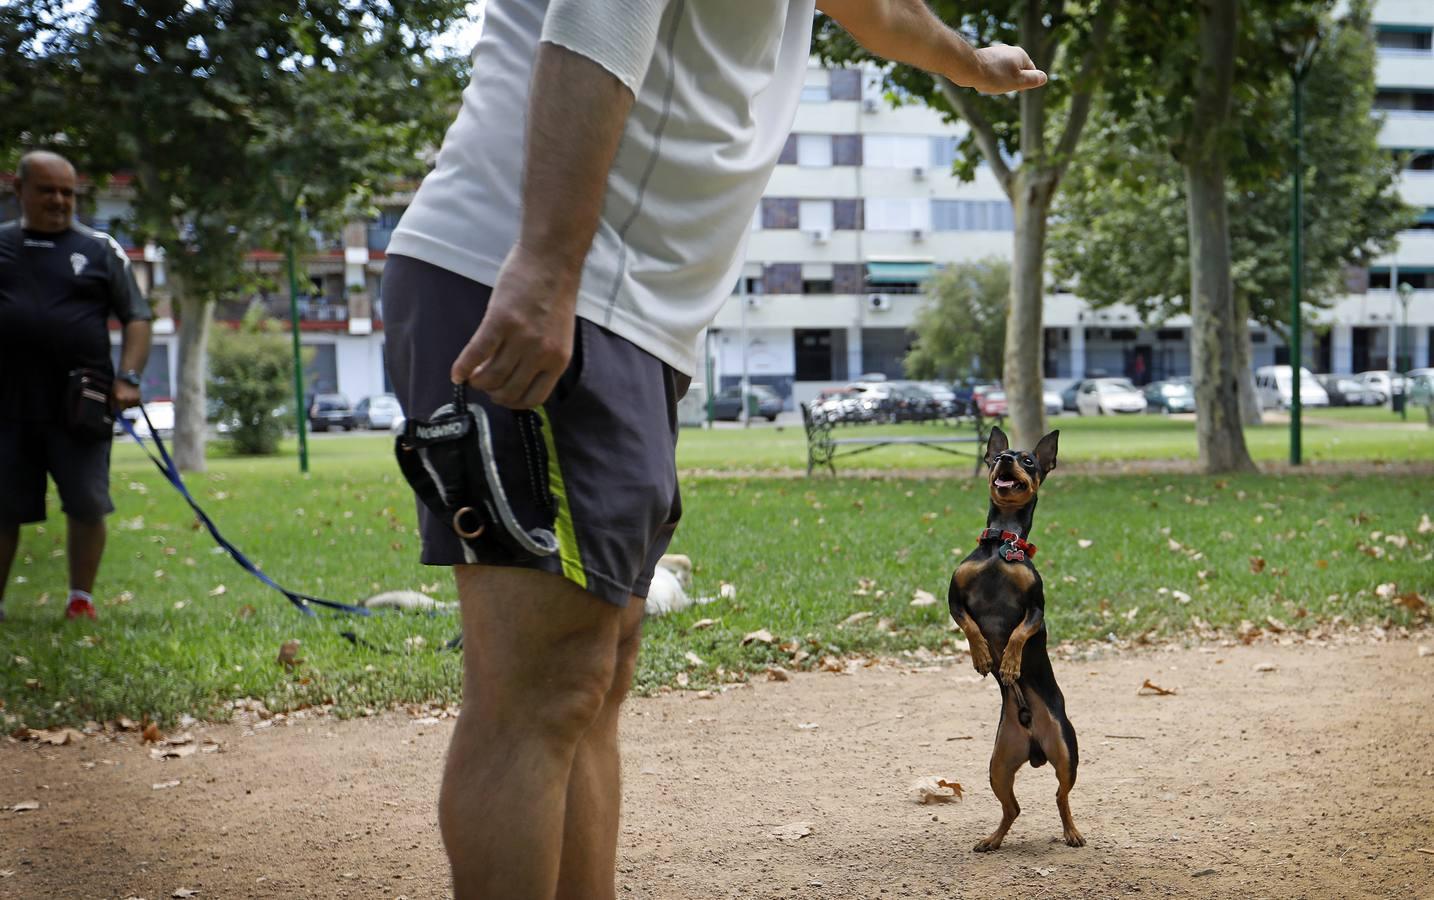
[1253,366,1329,411]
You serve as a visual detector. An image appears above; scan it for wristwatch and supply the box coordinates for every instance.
[118,370,142,388]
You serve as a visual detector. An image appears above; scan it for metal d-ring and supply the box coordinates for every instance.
[453,507,486,539]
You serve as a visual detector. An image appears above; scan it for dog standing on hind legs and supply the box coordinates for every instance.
[948,426,1083,852]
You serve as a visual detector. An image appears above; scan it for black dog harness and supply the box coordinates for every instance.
[395,384,559,563]
[978,527,1037,562]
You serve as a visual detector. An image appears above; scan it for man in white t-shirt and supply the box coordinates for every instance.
[383,1,1046,896]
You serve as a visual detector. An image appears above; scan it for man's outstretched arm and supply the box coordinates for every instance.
[451,0,671,409]
[817,0,1047,94]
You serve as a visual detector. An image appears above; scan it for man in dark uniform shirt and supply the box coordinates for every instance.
[0,150,152,622]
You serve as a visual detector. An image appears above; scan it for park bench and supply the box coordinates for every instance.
[799,402,996,476]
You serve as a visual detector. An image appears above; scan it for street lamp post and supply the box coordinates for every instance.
[1288,32,1319,466]
[1398,281,1414,421]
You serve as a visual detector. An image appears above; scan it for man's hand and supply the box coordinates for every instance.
[112,381,142,410]
[449,243,578,410]
[966,44,1047,94]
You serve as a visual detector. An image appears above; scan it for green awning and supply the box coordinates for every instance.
[866,261,935,284]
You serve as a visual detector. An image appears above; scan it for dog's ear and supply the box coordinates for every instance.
[985,426,1009,466]
[1034,430,1059,480]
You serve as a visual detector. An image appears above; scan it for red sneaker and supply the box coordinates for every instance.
[65,595,98,620]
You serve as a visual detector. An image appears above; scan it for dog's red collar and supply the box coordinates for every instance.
[978,527,1037,562]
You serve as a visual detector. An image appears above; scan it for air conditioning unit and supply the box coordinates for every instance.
[911,227,928,241]
[807,228,831,244]
[912,166,927,180]
[868,294,893,312]
[862,98,879,114]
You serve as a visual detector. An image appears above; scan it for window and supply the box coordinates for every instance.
[798,200,835,233]
[865,198,931,231]
[1409,152,1434,171]
[862,135,930,168]
[930,136,960,169]
[801,82,830,103]
[1375,90,1434,112]
[797,134,833,167]
[931,199,1015,231]
[1376,26,1433,52]
[802,279,834,294]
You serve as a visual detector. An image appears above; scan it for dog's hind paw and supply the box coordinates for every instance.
[1063,827,1085,848]
[972,837,1002,852]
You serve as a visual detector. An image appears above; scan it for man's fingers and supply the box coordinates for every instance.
[512,370,561,411]
[451,324,502,385]
[1020,69,1048,89]
[467,344,523,394]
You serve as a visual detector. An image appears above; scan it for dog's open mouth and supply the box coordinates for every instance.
[994,477,1017,490]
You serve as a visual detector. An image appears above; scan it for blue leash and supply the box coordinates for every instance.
[120,409,371,618]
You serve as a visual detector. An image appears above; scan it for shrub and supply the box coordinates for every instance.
[209,305,304,455]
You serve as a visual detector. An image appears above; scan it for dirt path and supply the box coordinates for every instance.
[4,638,1433,900]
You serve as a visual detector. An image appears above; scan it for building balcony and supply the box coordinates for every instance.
[1376,54,1434,89]
[1379,113,1434,151]
[1399,170,1434,206]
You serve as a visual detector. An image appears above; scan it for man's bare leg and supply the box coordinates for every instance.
[554,595,645,900]
[440,565,623,900]
[66,515,105,594]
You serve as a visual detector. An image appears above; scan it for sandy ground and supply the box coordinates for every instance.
[3,638,1433,900]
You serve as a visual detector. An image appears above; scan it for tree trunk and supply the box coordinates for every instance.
[1234,292,1262,426]
[1183,0,1256,474]
[1185,159,1256,472]
[173,294,212,472]
[1003,170,1056,449]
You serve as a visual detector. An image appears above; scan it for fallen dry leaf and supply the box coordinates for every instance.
[152,779,181,791]
[691,618,717,630]
[141,723,163,744]
[1393,591,1428,615]
[1253,662,1277,673]
[819,655,845,673]
[718,582,736,600]
[840,611,873,627]
[1138,679,1177,696]
[683,651,705,667]
[173,889,201,898]
[1375,582,1397,600]
[910,589,938,607]
[1265,616,1288,633]
[277,639,303,670]
[1249,557,1266,574]
[151,743,198,760]
[1077,539,1094,549]
[208,584,226,596]
[1419,646,1432,658]
[1418,514,1433,535]
[766,666,791,682]
[741,629,775,646]
[10,800,40,812]
[770,821,814,842]
[1171,590,1191,605]
[911,776,964,805]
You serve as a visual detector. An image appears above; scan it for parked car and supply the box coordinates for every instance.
[355,393,402,429]
[889,384,942,422]
[1060,381,1081,412]
[916,381,960,418]
[1316,374,1380,407]
[1043,387,1064,417]
[1075,378,1147,415]
[711,384,782,421]
[1409,372,1434,422]
[1143,378,1196,414]
[1354,370,1407,404]
[116,399,175,437]
[1253,366,1329,411]
[308,393,355,431]
[974,386,1008,418]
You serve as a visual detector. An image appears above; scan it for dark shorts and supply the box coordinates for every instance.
[0,420,115,525]
[382,254,687,608]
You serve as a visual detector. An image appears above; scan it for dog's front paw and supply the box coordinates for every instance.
[973,835,1003,852]
[969,644,993,676]
[998,653,1022,685]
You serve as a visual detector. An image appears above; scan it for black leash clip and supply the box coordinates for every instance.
[395,384,559,562]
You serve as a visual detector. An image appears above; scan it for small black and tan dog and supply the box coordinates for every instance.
[948,426,1082,852]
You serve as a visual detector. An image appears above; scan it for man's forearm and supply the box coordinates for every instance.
[516,43,635,286]
[819,0,984,87]
[117,319,151,374]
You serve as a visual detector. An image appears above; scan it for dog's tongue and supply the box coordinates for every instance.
[994,478,1016,489]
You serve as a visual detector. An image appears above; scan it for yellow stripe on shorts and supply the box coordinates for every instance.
[536,408,586,589]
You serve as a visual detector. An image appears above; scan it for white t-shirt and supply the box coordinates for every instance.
[388,0,816,376]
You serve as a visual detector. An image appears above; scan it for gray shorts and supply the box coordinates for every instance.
[0,420,115,525]
[382,254,687,607]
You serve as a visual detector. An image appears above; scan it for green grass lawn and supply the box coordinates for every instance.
[676,411,1432,470]
[2,424,1430,730]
